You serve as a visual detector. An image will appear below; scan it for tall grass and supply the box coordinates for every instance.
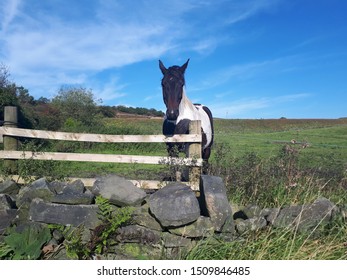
[185,218,347,260]
[207,141,347,207]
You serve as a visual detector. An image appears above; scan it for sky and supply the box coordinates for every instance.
[0,0,346,119]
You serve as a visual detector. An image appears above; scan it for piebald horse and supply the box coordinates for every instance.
[159,59,214,162]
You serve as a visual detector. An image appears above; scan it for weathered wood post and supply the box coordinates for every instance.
[3,106,18,173]
[188,120,202,191]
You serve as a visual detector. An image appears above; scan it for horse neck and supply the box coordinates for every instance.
[178,87,199,119]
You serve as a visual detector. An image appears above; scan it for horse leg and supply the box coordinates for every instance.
[174,118,191,154]
[163,119,177,157]
[202,147,211,174]
[166,143,179,157]
[173,119,191,181]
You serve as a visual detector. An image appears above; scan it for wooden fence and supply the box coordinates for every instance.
[0,106,202,190]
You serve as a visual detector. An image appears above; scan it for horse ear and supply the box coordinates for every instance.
[159,60,167,75]
[181,59,190,73]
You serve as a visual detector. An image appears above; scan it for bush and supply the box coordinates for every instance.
[52,86,101,128]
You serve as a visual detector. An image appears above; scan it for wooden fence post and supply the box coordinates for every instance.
[3,106,18,173]
[188,120,202,191]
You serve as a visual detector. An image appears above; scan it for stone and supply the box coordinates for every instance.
[0,194,16,210]
[0,209,17,234]
[162,232,192,248]
[48,181,66,194]
[114,243,162,260]
[92,175,146,207]
[273,197,337,231]
[169,216,214,238]
[17,178,55,207]
[51,191,94,205]
[49,179,94,205]
[148,182,200,227]
[51,189,94,205]
[0,180,20,195]
[116,225,161,244]
[243,204,262,218]
[272,205,303,228]
[261,208,281,225]
[235,217,267,234]
[52,229,64,243]
[31,177,50,190]
[16,178,55,222]
[65,179,85,193]
[297,197,337,231]
[220,215,236,234]
[49,179,86,194]
[200,175,233,232]
[29,198,101,228]
[132,204,163,231]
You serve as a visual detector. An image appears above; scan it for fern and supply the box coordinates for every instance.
[0,242,13,259]
[63,225,90,259]
[94,196,134,254]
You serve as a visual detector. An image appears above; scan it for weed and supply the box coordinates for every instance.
[208,141,347,207]
[0,225,51,260]
[63,225,91,260]
[90,196,134,254]
[17,140,65,183]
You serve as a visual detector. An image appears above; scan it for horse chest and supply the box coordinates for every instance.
[176,104,212,149]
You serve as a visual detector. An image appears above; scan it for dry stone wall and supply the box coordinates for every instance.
[0,175,345,259]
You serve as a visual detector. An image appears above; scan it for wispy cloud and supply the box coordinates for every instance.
[223,0,281,25]
[0,0,21,31]
[190,55,301,92]
[210,93,311,118]
[91,77,127,103]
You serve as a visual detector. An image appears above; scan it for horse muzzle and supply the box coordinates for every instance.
[166,109,179,121]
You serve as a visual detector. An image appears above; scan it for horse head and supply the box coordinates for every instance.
[159,59,189,121]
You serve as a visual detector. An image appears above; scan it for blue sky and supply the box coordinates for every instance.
[1,0,346,119]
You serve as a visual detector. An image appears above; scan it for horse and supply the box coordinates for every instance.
[159,59,214,163]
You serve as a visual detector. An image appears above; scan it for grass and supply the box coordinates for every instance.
[185,219,347,260]
[213,119,347,160]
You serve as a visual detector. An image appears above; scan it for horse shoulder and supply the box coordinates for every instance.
[174,119,191,134]
[194,105,213,130]
[194,104,214,147]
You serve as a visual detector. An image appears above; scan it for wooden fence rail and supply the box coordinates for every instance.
[0,106,202,190]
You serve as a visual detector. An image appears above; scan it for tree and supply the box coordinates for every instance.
[52,86,101,127]
[0,64,18,120]
[0,63,10,88]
